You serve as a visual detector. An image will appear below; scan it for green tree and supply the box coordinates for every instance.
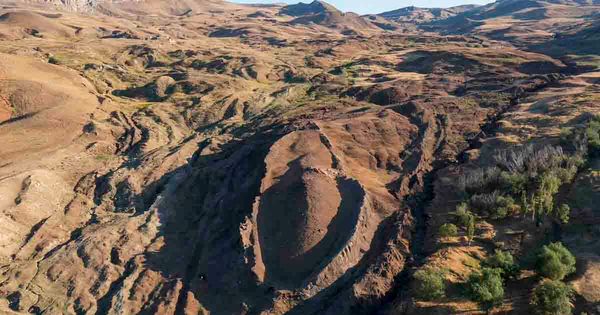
[455,203,472,227]
[484,250,520,280]
[530,280,574,315]
[586,115,600,155]
[535,242,576,280]
[439,223,458,238]
[467,267,505,312]
[413,267,446,301]
[466,215,476,245]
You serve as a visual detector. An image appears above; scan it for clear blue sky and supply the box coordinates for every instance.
[229,0,495,14]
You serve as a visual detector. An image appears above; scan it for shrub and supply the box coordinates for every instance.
[484,250,520,280]
[586,115,600,156]
[530,280,574,315]
[458,167,502,195]
[556,204,571,224]
[455,203,473,227]
[467,267,505,311]
[560,127,573,145]
[439,223,458,238]
[499,171,528,195]
[48,56,61,65]
[493,144,566,175]
[413,267,446,301]
[466,215,476,244]
[537,173,562,214]
[493,195,520,219]
[469,193,519,219]
[535,242,576,280]
[469,191,500,214]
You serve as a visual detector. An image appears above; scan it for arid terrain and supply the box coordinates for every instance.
[0,0,599,314]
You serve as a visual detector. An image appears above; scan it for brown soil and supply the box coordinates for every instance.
[0,0,598,314]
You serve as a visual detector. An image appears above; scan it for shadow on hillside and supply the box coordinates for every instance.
[96,132,280,314]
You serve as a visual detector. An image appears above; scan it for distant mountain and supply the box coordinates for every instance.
[424,0,600,48]
[449,0,600,20]
[6,0,238,15]
[378,5,478,24]
[280,0,340,17]
[279,0,379,34]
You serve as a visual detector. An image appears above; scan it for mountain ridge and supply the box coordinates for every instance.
[377,4,479,24]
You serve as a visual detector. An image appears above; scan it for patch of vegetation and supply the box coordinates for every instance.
[477,92,512,108]
[439,223,458,238]
[48,56,62,65]
[457,144,583,224]
[456,97,479,108]
[466,267,505,312]
[535,242,576,281]
[413,267,446,301]
[585,115,600,156]
[137,103,153,110]
[95,154,112,162]
[530,280,574,315]
[453,203,477,243]
[561,114,600,156]
[484,250,520,280]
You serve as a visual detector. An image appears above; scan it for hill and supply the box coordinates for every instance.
[425,0,600,48]
[378,5,478,24]
[5,0,242,15]
[280,0,380,34]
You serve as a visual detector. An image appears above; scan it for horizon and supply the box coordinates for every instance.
[228,0,496,15]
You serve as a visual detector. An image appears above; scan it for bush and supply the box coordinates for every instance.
[535,242,576,280]
[466,215,476,244]
[530,280,574,315]
[439,223,458,238]
[499,171,528,195]
[48,56,61,65]
[458,167,502,195]
[469,191,500,214]
[556,204,571,224]
[467,267,505,311]
[455,203,473,227]
[586,115,600,156]
[469,193,519,219]
[485,250,520,280]
[413,267,446,301]
[493,195,520,219]
[493,144,566,175]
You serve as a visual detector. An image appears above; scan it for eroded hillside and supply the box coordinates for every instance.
[0,0,598,314]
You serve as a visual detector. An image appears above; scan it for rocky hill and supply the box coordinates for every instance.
[280,0,381,34]
[0,0,598,314]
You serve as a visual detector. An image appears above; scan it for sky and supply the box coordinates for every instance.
[229,0,495,15]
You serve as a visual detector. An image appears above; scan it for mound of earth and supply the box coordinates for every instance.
[0,11,74,39]
[0,53,98,163]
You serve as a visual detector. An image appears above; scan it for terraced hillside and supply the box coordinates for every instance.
[0,0,598,314]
